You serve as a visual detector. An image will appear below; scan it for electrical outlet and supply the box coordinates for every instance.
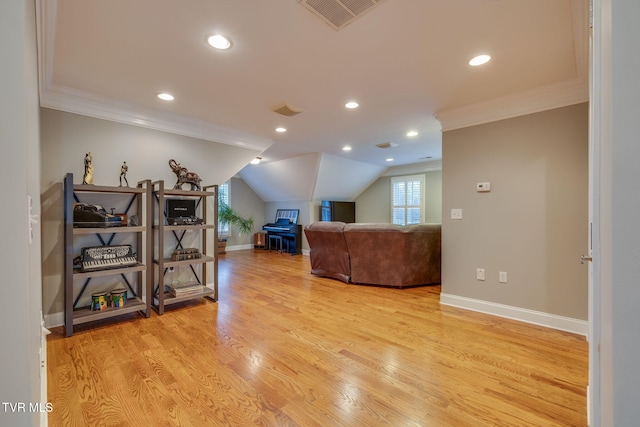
[476,268,485,281]
[451,208,463,220]
[499,271,507,283]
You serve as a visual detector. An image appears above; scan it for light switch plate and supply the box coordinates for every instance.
[451,208,462,219]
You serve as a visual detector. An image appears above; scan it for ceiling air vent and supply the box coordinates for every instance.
[376,142,398,149]
[299,0,388,31]
[273,103,303,117]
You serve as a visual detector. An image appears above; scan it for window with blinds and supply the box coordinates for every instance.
[391,175,425,225]
[218,181,230,236]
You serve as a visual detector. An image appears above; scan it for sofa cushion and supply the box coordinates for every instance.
[304,221,350,283]
[343,223,441,287]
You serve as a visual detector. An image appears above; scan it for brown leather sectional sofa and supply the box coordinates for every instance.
[304,222,441,287]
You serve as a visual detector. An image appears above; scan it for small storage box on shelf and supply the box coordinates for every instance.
[63,173,152,337]
[151,180,218,314]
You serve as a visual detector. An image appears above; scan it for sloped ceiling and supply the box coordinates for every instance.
[239,152,388,202]
[239,153,320,202]
[313,154,387,201]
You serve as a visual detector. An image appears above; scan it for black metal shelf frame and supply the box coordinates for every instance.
[62,173,152,337]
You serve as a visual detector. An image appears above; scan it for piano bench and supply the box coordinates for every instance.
[268,235,283,253]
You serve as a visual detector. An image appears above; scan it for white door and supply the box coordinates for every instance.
[587,0,607,424]
[587,34,600,423]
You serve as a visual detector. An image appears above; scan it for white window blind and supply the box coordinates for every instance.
[218,181,229,236]
[391,175,425,225]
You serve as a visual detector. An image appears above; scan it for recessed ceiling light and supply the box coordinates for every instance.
[469,54,491,66]
[250,157,262,165]
[343,146,352,151]
[275,127,287,133]
[157,93,174,101]
[345,101,359,109]
[386,158,394,162]
[207,34,232,50]
[406,131,418,137]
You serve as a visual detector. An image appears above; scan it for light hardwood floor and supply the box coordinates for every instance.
[47,249,588,426]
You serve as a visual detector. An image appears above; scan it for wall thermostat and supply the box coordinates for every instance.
[476,182,491,192]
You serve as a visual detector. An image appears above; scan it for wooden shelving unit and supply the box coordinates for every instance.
[63,173,152,337]
[151,181,218,314]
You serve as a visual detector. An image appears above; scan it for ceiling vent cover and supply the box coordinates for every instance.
[299,0,387,31]
[376,142,398,149]
[273,103,303,117]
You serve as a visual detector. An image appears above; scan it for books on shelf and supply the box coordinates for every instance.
[166,282,203,297]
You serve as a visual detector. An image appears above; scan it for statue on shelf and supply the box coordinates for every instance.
[82,152,94,185]
[119,161,129,187]
[168,159,202,191]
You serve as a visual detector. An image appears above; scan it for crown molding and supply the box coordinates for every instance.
[435,79,588,132]
[36,1,271,151]
[381,160,442,176]
[39,85,274,151]
[437,0,590,132]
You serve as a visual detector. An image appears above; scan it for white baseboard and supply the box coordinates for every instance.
[439,293,588,336]
[224,244,310,255]
[225,244,254,251]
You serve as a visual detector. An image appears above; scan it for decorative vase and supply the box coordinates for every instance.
[217,239,227,254]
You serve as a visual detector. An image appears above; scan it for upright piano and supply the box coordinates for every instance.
[262,209,302,254]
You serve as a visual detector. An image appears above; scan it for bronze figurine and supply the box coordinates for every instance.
[169,159,202,191]
[83,152,94,185]
[119,161,129,187]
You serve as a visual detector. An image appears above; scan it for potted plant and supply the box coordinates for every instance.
[217,201,254,253]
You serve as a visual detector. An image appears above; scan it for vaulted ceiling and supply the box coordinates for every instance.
[37,0,588,201]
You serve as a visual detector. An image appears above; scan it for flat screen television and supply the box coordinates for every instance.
[320,201,356,223]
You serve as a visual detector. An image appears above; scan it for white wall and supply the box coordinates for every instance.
[239,153,387,204]
[40,109,260,189]
[441,104,588,327]
[424,171,442,223]
[596,0,640,424]
[240,154,320,202]
[0,1,43,425]
[353,177,391,223]
[314,154,387,201]
[224,177,265,248]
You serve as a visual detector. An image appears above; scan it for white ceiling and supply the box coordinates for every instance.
[37,0,588,172]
